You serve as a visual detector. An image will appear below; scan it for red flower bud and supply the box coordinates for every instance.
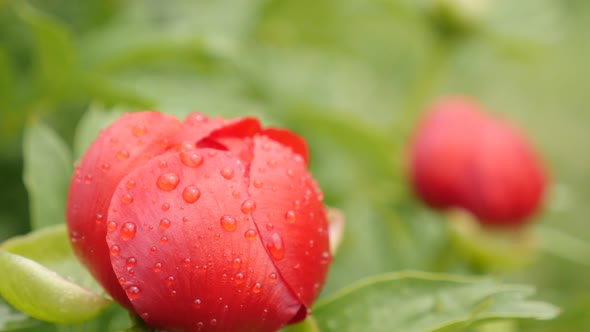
[409,97,547,227]
[66,112,331,331]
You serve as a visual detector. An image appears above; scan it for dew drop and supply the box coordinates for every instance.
[182,216,189,223]
[116,150,130,160]
[267,159,277,168]
[121,193,134,204]
[132,124,147,137]
[121,222,137,240]
[220,215,237,232]
[118,276,125,284]
[110,245,120,256]
[126,180,136,189]
[150,246,158,254]
[157,172,180,191]
[232,191,241,199]
[194,298,202,309]
[152,262,162,272]
[95,213,104,224]
[158,160,168,169]
[232,257,242,269]
[126,257,137,268]
[234,272,245,285]
[182,185,201,204]
[180,151,204,168]
[268,273,277,283]
[125,285,141,300]
[160,236,168,245]
[244,229,257,240]
[141,312,149,320]
[210,319,217,327]
[286,168,295,177]
[220,167,234,180]
[265,223,274,231]
[285,210,296,224]
[267,233,285,260]
[84,174,93,184]
[253,180,263,188]
[101,163,111,172]
[240,199,256,214]
[161,203,170,211]
[252,282,262,294]
[107,221,117,232]
[159,218,171,230]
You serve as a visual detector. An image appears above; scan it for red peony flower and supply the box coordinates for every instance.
[66,112,332,332]
[408,96,547,227]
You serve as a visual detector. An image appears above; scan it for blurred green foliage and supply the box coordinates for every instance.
[0,0,589,331]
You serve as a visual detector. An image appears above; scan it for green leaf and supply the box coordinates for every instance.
[280,316,320,332]
[15,3,77,95]
[313,271,559,332]
[0,298,40,331]
[22,122,72,229]
[0,225,111,324]
[73,104,124,160]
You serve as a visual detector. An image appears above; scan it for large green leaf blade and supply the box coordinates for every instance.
[313,271,559,332]
[22,122,72,229]
[0,225,111,324]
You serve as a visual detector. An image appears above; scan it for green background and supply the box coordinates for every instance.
[0,0,588,331]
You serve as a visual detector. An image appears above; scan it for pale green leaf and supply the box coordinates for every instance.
[73,104,125,160]
[313,271,559,332]
[22,122,72,229]
[0,225,111,324]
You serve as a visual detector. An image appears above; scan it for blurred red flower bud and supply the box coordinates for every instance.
[408,97,547,227]
[66,112,331,332]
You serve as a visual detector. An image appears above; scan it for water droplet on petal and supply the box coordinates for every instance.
[180,151,204,168]
[220,167,234,180]
[116,150,130,160]
[107,221,117,232]
[253,180,263,188]
[265,223,274,231]
[210,319,217,327]
[267,159,277,168]
[160,236,168,245]
[158,160,168,169]
[121,222,137,240]
[126,285,141,300]
[84,174,93,184]
[220,215,237,232]
[159,218,171,230]
[244,229,257,240]
[285,210,296,224]
[132,125,147,137]
[182,185,201,203]
[153,262,162,272]
[194,299,202,309]
[141,312,149,320]
[252,282,262,294]
[150,246,158,254]
[121,193,134,204]
[240,199,256,214]
[232,191,241,199]
[101,163,111,172]
[234,272,245,285]
[232,258,242,269]
[110,245,120,256]
[157,173,180,191]
[126,180,136,189]
[267,233,285,260]
[126,257,137,268]
[161,203,170,211]
[269,273,277,283]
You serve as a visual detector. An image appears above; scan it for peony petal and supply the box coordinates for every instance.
[262,128,309,165]
[67,111,184,309]
[106,149,301,332]
[409,100,488,209]
[465,121,546,225]
[248,135,331,312]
